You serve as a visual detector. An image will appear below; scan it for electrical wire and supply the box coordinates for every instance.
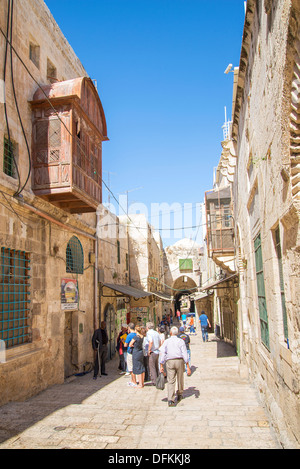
[0,22,152,247]
[0,15,233,299]
[2,0,21,194]
[98,214,229,231]
[8,0,32,197]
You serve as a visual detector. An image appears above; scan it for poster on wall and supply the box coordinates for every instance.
[61,278,78,310]
[130,307,149,326]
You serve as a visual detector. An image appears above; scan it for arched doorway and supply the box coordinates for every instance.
[104,303,116,360]
[173,276,197,315]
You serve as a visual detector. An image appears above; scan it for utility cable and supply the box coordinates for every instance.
[2,0,21,194]
[9,0,32,197]
[0,23,150,246]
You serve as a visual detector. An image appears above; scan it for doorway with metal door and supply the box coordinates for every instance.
[64,311,74,378]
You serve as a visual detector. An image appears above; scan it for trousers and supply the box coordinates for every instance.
[201,325,208,342]
[165,358,185,402]
[149,352,159,384]
[94,344,107,376]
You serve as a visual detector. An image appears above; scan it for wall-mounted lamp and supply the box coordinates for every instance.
[224,64,233,74]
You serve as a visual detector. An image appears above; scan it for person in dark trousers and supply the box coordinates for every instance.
[178,326,191,372]
[92,321,108,378]
[199,311,211,342]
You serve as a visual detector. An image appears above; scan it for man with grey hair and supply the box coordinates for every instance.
[146,322,161,385]
[159,326,191,407]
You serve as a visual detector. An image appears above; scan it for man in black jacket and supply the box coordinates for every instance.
[92,321,108,379]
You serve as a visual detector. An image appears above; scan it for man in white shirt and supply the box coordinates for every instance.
[159,326,191,406]
[146,322,161,386]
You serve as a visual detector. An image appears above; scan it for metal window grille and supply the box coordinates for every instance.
[66,236,84,274]
[3,136,17,178]
[0,248,31,349]
[254,234,270,349]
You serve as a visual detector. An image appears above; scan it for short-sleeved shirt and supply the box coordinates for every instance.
[178,332,190,350]
[177,332,191,350]
[125,332,136,353]
[146,329,161,354]
[200,314,209,327]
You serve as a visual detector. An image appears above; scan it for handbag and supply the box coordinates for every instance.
[156,372,165,390]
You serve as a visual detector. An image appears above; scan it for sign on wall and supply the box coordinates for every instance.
[61,278,78,310]
[130,307,149,326]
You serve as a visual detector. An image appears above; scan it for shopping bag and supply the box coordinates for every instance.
[156,373,165,390]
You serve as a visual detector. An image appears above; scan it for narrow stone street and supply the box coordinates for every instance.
[0,333,281,450]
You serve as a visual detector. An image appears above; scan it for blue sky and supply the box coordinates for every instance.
[45,0,245,245]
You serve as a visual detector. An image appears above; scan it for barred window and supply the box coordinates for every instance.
[0,248,31,349]
[66,236,84,274]
[3,136,18,179]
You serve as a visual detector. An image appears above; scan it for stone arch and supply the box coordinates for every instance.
[173,276,197,314]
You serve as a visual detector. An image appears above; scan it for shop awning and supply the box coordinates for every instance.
[101,282,152,299]
[150,291,173,301]
[192,292,210,301]
[200,273,238,291]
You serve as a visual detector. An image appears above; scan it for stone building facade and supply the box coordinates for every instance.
[202,137,239,348]
[119,213,170,325]
[231,0,300,448]
[0,0,120,404]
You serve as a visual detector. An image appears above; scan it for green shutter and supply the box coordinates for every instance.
[275,228,288,340]
[179,259,193,271]
[254,234,270,349]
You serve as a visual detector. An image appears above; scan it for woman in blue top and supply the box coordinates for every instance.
[199,311,211,342]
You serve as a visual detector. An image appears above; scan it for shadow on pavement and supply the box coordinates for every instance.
[0,354,123,444]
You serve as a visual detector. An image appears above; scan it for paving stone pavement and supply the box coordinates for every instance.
[0,333,281,450]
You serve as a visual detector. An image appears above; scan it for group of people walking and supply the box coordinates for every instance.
[115,321,192,407]
[92,310,211,407]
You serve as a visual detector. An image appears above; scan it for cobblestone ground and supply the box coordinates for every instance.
[0,333,281,449]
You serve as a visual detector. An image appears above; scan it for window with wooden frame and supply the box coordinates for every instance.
[0,247,31,349]
[35,118,61,164]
